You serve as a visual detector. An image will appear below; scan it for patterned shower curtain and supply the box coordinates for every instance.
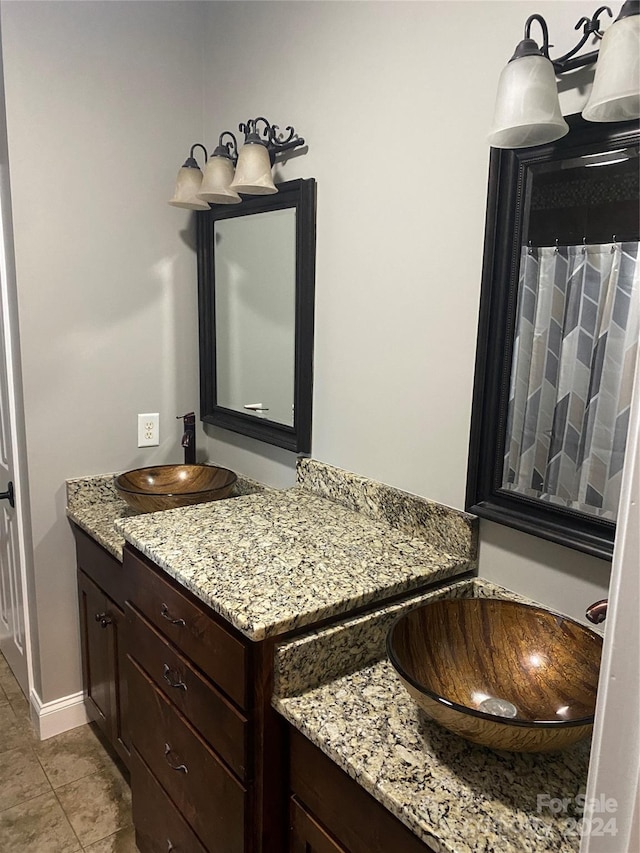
[503,241,640,519]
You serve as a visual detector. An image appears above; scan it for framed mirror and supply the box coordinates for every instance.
[198,178,316,453]
[467,114,639,560]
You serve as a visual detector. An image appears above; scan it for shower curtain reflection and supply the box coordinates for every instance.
[503,241,640,519]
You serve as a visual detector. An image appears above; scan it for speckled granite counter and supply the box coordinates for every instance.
[67,461,477,640]
[274,578,590,853]
[109,461,477,641]
[66,470,267,560]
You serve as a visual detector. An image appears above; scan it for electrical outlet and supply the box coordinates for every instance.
[138,413,159,447]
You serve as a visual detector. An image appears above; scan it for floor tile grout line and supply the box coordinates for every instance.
[0,739,54,817]
[51,785,86,850]
[0,782,55,816]
[52,766,134,850]
[80,826,129,851]
[0,650,135,851]
[32,744,112,793]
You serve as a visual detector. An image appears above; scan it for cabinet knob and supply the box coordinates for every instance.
[160,603,186,627]
[94,612,112,628]
[167,841,174,852]
[164,743,188,774]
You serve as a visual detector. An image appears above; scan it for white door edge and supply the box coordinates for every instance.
[0,21,34,697]
[580,342,640,853]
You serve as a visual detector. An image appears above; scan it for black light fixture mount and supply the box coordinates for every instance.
[180,142,208,170]
[211,131,239,163]
[237,117,305,166]
[516,7,611,73]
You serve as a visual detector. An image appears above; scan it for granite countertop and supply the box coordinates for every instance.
[66,470,267,560]
[67,460,478,641]
[274,578,591,853]
[67,461,579,851]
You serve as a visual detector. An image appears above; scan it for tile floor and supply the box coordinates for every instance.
[0,652,137,852]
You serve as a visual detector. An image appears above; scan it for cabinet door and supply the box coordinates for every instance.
[78,570,111,738]
[109,601,130,767]
[290,797,347,853]
[78,569,130,770]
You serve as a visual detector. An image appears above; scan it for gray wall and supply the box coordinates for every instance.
[1,1,612,705]
[200,1,612,621]
[1,0,206,702]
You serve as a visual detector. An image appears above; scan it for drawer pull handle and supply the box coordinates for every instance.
[162,663,187,692]
[164,743,188,774]
[94,612,112,628]
[160,603,186,627]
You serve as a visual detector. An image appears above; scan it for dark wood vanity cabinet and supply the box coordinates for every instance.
[124,543,285,853]
[74,526,130,769]
[74,529,440,853]
[288,727,434,853]
[289,797,348,853]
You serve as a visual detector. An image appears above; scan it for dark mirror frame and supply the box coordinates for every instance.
[197,178,316,453]
[466,114,639,561]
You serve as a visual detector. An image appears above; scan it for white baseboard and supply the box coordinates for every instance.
[29,688,89,740]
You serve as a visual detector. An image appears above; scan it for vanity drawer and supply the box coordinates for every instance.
[129,658,247,853]
[125,545,248,708]
[132,748,207,853]
[289,796,348,853]
[290,728,432,853]
[126,602,248,780]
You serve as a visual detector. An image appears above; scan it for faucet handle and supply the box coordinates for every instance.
[176,412,195,423]
[586,599,608,624]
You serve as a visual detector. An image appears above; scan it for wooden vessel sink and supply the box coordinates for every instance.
[114,464,237,513]
[387,598,602,753]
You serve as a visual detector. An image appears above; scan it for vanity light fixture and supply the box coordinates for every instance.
[168,144,210,210]
[488,0,640,149]
[198,132,242,205]
[169,118,305,210]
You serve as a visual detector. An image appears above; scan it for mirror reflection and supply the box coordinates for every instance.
[198,178,316,454]
[214,208,296,426]
[503,146,639,520]
[467,115,639,558]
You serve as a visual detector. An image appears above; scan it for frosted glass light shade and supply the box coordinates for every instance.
[229,143,277,195]
[582,15,640,122]
[169,167,210,210]
[198,157,241,204]
[488,54,569,148]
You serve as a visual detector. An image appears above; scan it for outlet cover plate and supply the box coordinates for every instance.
[138,413,159,447]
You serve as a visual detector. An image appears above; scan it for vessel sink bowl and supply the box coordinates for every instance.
[387,598,602,753]
[115,464,237,513]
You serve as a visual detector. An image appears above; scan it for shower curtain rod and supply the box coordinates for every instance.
[526,235,637,252]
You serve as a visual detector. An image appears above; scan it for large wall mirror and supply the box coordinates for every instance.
[467,115,639,559]
[198,178,316,453]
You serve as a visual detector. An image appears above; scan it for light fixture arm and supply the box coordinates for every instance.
[183,143,208,169]
[239,117,305,166]
[521,6,619,74]
[523,14,551,57]
[213,132,239,163]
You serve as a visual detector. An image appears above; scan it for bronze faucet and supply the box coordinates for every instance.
[177,412,196,465]
[586,599,608,624]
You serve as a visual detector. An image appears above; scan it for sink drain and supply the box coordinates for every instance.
[478,697,518,718]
